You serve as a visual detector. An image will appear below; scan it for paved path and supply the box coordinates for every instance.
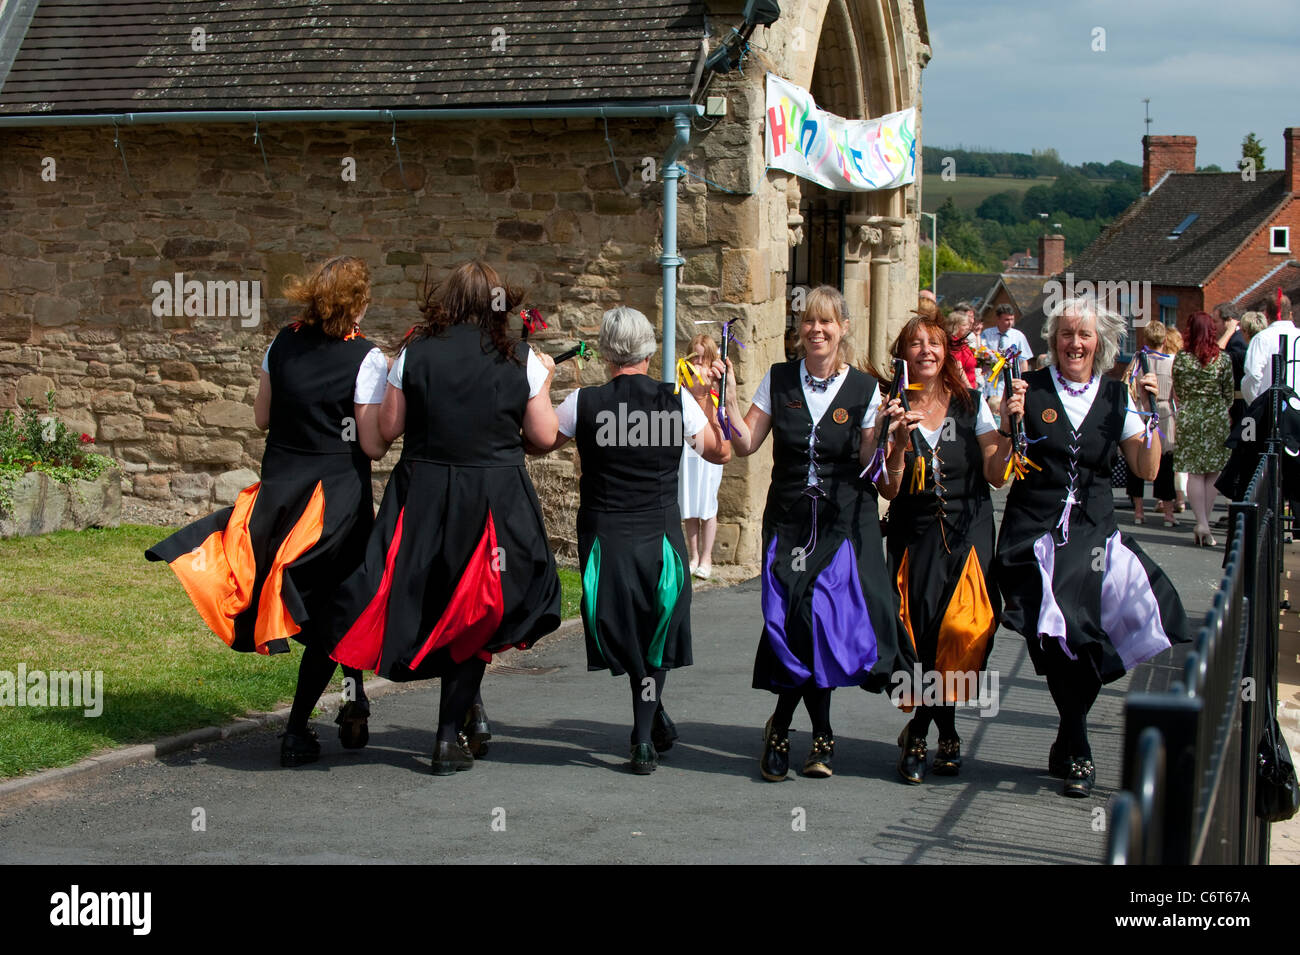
[0,493,1228,864]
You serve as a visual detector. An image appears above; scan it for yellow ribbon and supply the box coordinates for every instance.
[674,358,701,395]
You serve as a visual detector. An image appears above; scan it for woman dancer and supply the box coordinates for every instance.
[993,297,1189,797]
[718,285,910,781]
[536,308,730,772]
[679,333,726,579]
[1172,311,1233,547]
[874,312,1021,783]
[328,261,562,775]
[147,255,389,766]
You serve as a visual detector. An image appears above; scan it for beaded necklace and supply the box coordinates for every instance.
[1054,367,1095,397]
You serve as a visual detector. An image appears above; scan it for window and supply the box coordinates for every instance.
[1167,213,1199,239]
[1272,227,1291,253]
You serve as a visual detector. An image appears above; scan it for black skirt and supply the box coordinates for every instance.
[327,457,562,681]
[145,445,373,655]
[577,504,692,679]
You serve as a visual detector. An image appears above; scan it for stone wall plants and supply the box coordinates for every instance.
[0,391,120,537]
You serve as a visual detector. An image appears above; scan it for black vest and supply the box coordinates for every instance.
[1005,368,1128,531]
[888,389,990,538]
[765,361,874,520]
[400,323,529,466]
[576,375,685,512]
[266,323,375,458]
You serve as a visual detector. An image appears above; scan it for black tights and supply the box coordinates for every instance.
[437,656,487,744]
[909,704,957,741]
[630,670,667,744]
[288,644,366,733]
[771,687,833,736]
[1044,657,1102,760]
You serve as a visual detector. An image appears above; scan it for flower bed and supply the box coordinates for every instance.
[0,392,120,538]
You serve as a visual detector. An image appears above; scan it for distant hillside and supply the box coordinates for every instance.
[921,145,1140,183]
[917,146,1143,284]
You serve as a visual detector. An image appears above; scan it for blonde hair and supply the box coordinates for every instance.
[797,285,853,365]
[1142,321,1168,349]
[1242,311,1268,340]
[1164,328,1183,355]
[687,333,719,368]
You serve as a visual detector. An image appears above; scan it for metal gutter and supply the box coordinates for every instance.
[0,104,702,128]
[0,101,704,357]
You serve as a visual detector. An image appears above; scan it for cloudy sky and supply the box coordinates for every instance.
[920,0,1297,169]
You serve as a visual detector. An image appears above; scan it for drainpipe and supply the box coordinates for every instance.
[658,112,692,383]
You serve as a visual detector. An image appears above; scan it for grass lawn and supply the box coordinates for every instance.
[0,524,581,779]
[922,173,1055,213]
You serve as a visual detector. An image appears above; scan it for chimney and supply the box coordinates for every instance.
[1286,128,1300,194]
[1143,134,1197,191]
[1038,233,1065,277]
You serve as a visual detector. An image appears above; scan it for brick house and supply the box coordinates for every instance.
[0,0,931,566]
[935,232,1064,350]
[1065,128,1300,335]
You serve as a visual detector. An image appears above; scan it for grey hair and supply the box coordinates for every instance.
[598,306,657,366]
[1042,295,1126,374]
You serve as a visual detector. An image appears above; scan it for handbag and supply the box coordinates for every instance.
[1257,684,1300,822]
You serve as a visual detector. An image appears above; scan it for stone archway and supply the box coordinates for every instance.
[782,0,923,369]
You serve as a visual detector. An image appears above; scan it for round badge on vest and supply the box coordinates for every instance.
[832,407,849,425]
[1042,408,1058,423]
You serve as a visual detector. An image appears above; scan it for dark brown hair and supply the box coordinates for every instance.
[404,260,524,362]
[282,255,371,339]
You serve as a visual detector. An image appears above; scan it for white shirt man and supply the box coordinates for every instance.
[980,308,1033,402]
[1242,302,1300,403]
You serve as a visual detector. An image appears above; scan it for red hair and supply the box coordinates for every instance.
[1186,311,1220,367]
[886,313,974,413]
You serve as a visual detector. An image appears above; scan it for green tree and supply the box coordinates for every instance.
[976,191,1022,225]
[920,241,986,288]
[1242,132,1266,171]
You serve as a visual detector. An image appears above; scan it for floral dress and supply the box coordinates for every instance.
[1171,351,1232,474]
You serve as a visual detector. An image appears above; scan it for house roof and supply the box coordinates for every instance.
[1236,260,1300,311]
[1067,171,1291,287]
[0,0,707,116]
[935,272,1002,312]
[1000,274,1050,314]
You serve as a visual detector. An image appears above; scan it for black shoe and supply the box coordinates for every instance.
[461,702,492,758]
[430,739,475,776]
[1048,742,1069,779]
[651,705,678,753]
[932,737,962,776]
[802,733,834,778]
[897,727,926,785]
[280,727,320,768]
[1064,757,1095,797]
[760,716,791,781]
[630,742,658,774]
[335,699,370,750]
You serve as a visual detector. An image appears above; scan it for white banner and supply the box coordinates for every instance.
[765,74,917,192]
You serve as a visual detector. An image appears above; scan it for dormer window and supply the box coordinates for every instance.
[1272,227,1291,253]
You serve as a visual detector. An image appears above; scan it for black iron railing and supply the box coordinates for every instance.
[1106,352,1287,865]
